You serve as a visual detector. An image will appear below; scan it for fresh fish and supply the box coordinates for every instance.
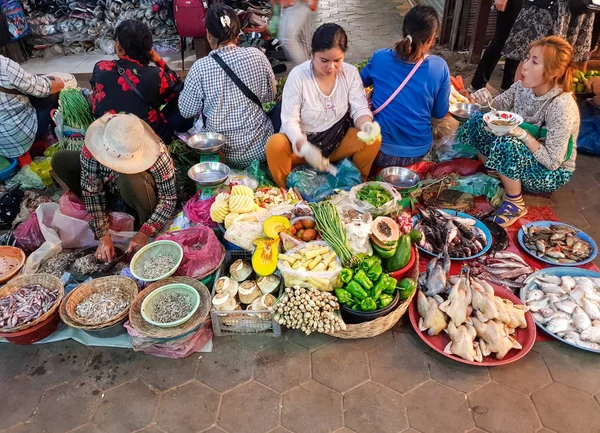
[574,278,600,303]
[526,289,545,302]
[536,274,562,285]
[546,293,563,304]
[593,320,600,327]
[497,267,533,280]
[540,283,567,294]
[580,326,600,344]
[527,297,550,313]
[554,300,578,315]
[486,260,529,269]
[572,306,591,332]
[561,276,577,291]
[494,251,529,266]
[546,317,573,334]
[569,287,587,304]
[581,298,600,320]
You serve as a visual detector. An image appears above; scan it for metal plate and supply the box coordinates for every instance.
[520,267,600,354]
[379,167,420,190]
[187,162,230,187]
[449,103,480,122]
[187,132,227,154]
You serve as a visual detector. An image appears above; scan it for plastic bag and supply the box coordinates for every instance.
[349,181,401,217]
[29,157,53,186]
[14,213,45,254]
[344,212,373,256]
[157,226,225,279]
[224,211,268,251]
[168,211,193,232]
[277,241,342,291]
[228,170,259,190]
[449,173,501,200]
[245,160,273,187]
[124,319,213,358]
[578,116,600,156]
[431,158,482,178]
[287,158,363,202]
[59,191,87,220]
[183,190,217,226]
[6,166,45,190]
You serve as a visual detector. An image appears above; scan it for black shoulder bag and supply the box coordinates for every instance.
[115,60,161,110]
[212,53,282,132]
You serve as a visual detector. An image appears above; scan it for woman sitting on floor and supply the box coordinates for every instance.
[266,23,381,187]
[90,19,192,143]
[179,5,276,168]
[464,36,579,227]
[359,5,450,168]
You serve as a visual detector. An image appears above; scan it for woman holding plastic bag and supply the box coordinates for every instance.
[266,23,381,188]
[51,113,177,261]
[463,36,579,227]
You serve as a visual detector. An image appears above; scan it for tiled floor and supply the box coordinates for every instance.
[5,0,600,432]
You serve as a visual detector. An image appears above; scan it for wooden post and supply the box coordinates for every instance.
[450,0,464,51]
[440,0,455,46]
[469,0,492,63]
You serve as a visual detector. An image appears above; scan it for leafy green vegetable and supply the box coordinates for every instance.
[356,184,393,207]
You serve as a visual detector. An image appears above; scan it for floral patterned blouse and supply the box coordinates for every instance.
[90,56,182,141]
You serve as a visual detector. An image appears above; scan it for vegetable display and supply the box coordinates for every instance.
[356,183,393,208]
[370,217,401,259]
[278,242,341,291]
[310,202,360,268]
[573,70,599,94]
[58,88,94,130]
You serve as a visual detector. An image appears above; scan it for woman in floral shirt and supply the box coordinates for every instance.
[90,19,192,142]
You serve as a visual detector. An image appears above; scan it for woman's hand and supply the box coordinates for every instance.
[494,0,508,12]
[96,235,116,263]
[298,141,329,171]
[507,127,540,152]
[127,232,149,255]
[469,88,493,106]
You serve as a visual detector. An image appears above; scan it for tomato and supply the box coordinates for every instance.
[302,229,317,241]
[289,226,297,235]
[301,219,315,229]
[293,221,304,231]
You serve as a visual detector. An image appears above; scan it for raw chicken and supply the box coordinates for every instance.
[444,322,482,362]
[472,318,522,360]
[417,291,447,336]
[440,272,472,326]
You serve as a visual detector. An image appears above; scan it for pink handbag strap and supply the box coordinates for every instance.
[372,54,429,115]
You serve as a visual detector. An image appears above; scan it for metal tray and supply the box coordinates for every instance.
[188,162,230,187]
[187,132,227,154]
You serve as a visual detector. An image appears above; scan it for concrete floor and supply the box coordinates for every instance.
[3,0,600,432]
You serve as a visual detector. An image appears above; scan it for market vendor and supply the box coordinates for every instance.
[266,23,381,188]
[51,113,177,262]
[465,36,579,227]
[359,5,450,168]
[90,19,193,143]
[178,5,276,168]
[0,55,64,158]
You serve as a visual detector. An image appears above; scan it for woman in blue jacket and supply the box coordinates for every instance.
[360,5,450,168]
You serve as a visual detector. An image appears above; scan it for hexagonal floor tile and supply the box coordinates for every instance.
[533,383,600,433]
[575,154,600,173]
[229,335,280,350]
[0,345,38,384]
[80,347,145,390]
[534,341,600,395]
[202,427,227,433]
[552,206,591,230]
[268,427,294,433]
[490,351,552,394]
[428,351,490,393]
[469,382,540,433]
[282,381,343,433]
[312,342,369,392]
[140,354,198,391]
[156,381,220,433]
[93,379,159,433]
[6,422,37,433]
[369,333,430,394]
[345,331,395,353]
[285,329,335,351]
[31,382,101,433]
[67,424,106,433]
[405,381,473,433]
[0,377,43,430]
[197,338,254,392]
[27,341,92,389]
[344,382,407,433]
[218,381,280,433]
[132,426,166,433]
[255,340,310,393]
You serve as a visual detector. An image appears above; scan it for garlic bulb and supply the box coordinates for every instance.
[257,275,280,295]
[238,280,261,304]
[212,292,237,311]
[230,260,253,282]
[215,277,239,298]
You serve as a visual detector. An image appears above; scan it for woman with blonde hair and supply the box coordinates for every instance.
[464,36,579,227]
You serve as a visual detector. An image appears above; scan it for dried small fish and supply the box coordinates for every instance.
[73,254,105,275]
[141,255,176,279]
[0,284,59,330]
[76,288,130,324]
[39,249,83,277]
[150,292,193,323]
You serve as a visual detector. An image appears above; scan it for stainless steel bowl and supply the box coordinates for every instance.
[187,132,227,154]
[187,162,230,187]
[449,103,480,122]
[379,167,420,191]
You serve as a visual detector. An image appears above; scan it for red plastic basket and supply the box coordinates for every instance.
[389,246,416,282]
[0,311,60,345]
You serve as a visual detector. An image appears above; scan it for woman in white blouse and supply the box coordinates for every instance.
[266,23,381,187]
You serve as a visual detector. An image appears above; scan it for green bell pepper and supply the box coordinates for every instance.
[381,274,398,295]
[360,297,377,311]
[334,288,353,304]
[345,280,368,300]
[377,293,394,309]
[371,274,387,301]
[360,256,382,273]
[353,269,373,291]
[340,268,354,284]
[366,264,383,282]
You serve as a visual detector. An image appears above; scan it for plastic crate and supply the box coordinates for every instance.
[210,250,282,337]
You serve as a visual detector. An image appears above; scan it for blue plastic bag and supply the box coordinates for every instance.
[577,112,600,156]
[286,158,362,202]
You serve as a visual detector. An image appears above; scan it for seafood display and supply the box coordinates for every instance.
[521,223,594,264]
[150,292,194,324]
[73,254,106,275]
[75,288,131,324]
[524,272,600,351]
[418,267,529,362]
[141,255,176,280]
[0,284,60,330]
[414,209,488,258]
[39,249,84,277]
[471,251,535,291]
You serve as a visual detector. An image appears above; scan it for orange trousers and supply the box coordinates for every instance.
[266,127,382,187]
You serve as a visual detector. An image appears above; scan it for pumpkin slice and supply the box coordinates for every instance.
[263,216,291,239]
[252,237,279,276]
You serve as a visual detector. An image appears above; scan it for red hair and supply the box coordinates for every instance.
[527,36,576,93]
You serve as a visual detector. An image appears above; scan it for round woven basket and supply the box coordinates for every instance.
[328,251,419,339]
[0,274,64,333]
[129,276,211,339]
[0,246,26,284]
[130,240,184,282]
[61,276,138,329]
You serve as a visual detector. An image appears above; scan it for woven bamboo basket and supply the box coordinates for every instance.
[328,251,419,340]
[129,276,211,339]
[61,276,138,329]
[0,273,64,333]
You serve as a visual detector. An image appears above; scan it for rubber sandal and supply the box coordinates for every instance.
[490,200,528,228]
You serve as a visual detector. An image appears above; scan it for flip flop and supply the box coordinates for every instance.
[489,200,528,228]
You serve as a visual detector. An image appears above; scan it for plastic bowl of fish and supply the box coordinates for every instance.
[410,268,536,366]
[518,221,597,266]
[141,283,200,328]
[130,240,184,282]
[413,209,492,260]
[520,267,600,353]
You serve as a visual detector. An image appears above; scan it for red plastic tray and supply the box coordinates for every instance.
[408,284,536,366]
